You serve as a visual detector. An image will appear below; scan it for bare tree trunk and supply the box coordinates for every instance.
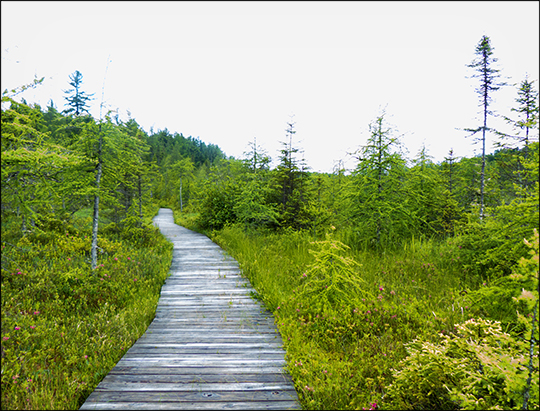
[91,125,103,271]
[179,175,183,212]
[138,174,143,227]
[522,298,538,410]
[480,105,487,220]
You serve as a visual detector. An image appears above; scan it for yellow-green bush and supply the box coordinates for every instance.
[383,318,538,410]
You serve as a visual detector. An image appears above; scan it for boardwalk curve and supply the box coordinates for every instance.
[80,208,300,410]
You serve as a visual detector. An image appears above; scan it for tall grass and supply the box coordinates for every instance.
[203,224,478,409]
[1,206,173,410]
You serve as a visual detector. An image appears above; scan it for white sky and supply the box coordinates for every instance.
[2,1,539,172]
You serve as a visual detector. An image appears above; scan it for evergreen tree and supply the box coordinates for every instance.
[441,148,458,194]
[465,35,506,219]
[63,70,94,116]
[233,139,277,230]
[497,77,539,194]
[406,144,459,237]
[271,118,313,230]
[1,96,84,230]
[499,76,539,152]
[345,110,408,248]
[243,136,271,172]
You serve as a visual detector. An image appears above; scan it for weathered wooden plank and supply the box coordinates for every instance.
[115,358,286,366]
[94,382,295,392]
[162,282,249,286]
[157,298,255,303]
[143,324,280,332]
[159,291,252,297]
[108,366,290,375]
[148,320,276,326]
[152,316,273,323]
[134,340,284,348]
[143,331,280,337]
[80,401,300,410]
[169,269,242,273]
[125,343,284,349]
[156,300,256,305]
[171,264,240,269]
[138,334,283,341]
[149,314,274,319]
[144,326,278,332]
[146,318,276,324]
[142,328,281,335]
[141,327,280,333]
[156,302,257,307]
[153,314,270,319]
[83,390,298,403]
[121,354,287,362]
[122,347,286,356]
[153,311,267,317]
[154,306,268,313]
[151,311,273,318]
[168,275,243,278]
[102,373,293,384]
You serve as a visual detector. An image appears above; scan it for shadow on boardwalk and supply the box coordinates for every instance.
[80,208,300,410]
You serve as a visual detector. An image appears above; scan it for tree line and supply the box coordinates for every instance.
[2,34,538,280]
[1,72,225,271]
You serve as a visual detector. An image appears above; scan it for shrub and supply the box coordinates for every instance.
[297,229,373,312]
[384,317,538,410]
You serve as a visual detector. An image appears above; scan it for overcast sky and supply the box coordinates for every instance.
[2,1,539,172]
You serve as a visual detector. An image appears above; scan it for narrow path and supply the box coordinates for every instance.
[80,208,300,410]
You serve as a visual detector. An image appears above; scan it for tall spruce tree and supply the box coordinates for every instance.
[243,136,271,173]
[465,35,506,219]
[63,70,94,116]
[442,148,458,195]
[271,118,313,229]
[346,110,408,248]
[499,76,539,153]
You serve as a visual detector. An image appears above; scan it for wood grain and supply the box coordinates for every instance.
[80,208,299,410]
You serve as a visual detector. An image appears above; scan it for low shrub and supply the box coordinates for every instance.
[383,318,538,410]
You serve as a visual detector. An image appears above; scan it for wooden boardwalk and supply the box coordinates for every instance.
[80,208,300,410]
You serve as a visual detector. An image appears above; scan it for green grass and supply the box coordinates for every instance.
[188,223,489,410]
[1,205,173,410]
